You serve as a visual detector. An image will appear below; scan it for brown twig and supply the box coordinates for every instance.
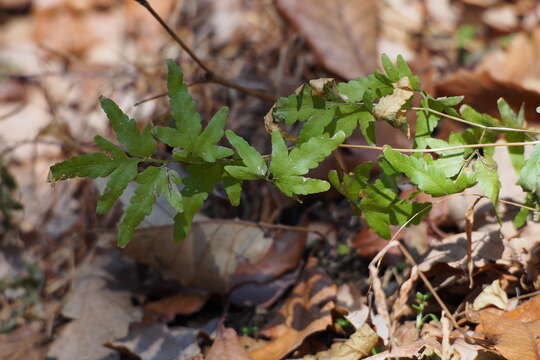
[133,0,277,103]
[133,92,167,107]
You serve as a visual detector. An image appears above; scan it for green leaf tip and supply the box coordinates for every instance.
[100,97,156,158]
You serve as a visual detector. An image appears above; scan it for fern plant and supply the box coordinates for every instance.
[49,55,540,247]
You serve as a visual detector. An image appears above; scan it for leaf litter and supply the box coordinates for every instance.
[3,1,540,360]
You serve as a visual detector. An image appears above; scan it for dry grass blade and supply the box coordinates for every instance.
[465,197,482,289]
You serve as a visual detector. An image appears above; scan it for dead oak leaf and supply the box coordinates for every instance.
[435,27,540,122]
[47,250,142,360]
[124,220,305,299]
[301,324,379,360]
[474,295,540,360]
[473,279,508,311]
[477,312,540,360]
[105,323,210,360]
[276,0,378,79]
[249,258,337,360]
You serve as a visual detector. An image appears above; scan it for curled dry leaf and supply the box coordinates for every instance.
[300,324,379,360]
[373,77,414,122]
[472,279,508,311]
[124,220,305,300]
[249,258,337,360]
[369,252,392,345]
[276,0,378,79]
[391,266,419,321]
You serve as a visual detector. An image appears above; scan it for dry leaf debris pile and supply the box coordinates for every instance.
[2,0,540,359]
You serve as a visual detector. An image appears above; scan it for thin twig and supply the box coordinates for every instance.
[133,0,276,102]
[339,140,540,152]
[134,92,167,107]
[412,107,540,135]
[498,198,538,212]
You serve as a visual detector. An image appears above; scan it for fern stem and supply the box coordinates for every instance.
[412,107,540,135]
[340,140,540,152]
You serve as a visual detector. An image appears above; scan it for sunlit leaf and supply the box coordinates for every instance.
[225,130,267,177]
[97,159,140,215]
[383,146,476,197]
[100,97,156,157]
[49,153,119,181]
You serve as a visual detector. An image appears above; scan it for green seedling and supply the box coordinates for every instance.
[411,292,439,330]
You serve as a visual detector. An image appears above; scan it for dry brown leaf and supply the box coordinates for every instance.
[47,250,142,360]
[249,258,337,360]
[206,328,253,360]
[105,322,211,360]
[418,229,504,274]
[33,0,124,63]
[477,311,540,360]
[301,324,379,360]
[475,295,540,360]
[451,337,485,360]
[144,291,210,320]
[482,4,519,32]
[511,223,540,289]
[500,294,540,323]
[344,308,370,329]
[392,266,419,321]
[276,0,378,79]
[124,0,176,55]
[436,69,540,121]
[436,27,540,121]
[124,220,305,298]
[369,262,391,345]
[373,77,414,121]
[353,227,403,262]
[473,279,508,311]
[393,321,419,347]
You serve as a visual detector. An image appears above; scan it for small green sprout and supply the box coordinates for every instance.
[411,292,439,330]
